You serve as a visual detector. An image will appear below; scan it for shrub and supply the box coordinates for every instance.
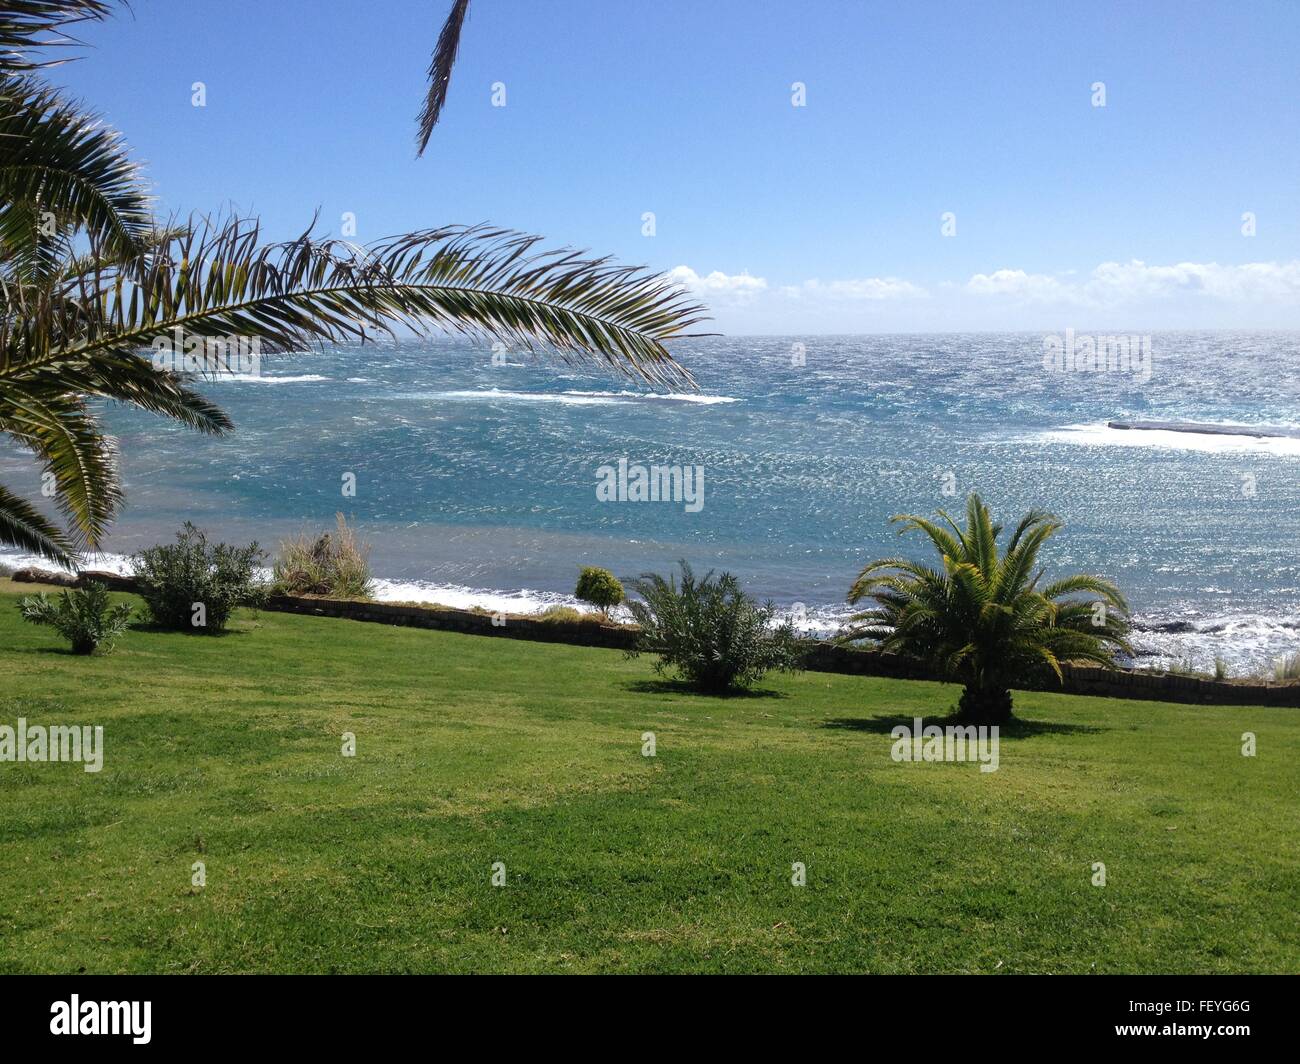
[575,566,624,619]
[1273,652,1300,681]
[18,582,134,654]
[537,604,607,624]
[538,605,583,623]
[133,523,267,633]
[625,561,803,693]
[273,513,374,599]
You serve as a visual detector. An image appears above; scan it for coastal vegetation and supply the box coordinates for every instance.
[575,566,624,619]
[537,605,601,624]
[0,578,1294,974]
[845,495,1131,724]
[17,579,130,653]
[626,561,803,693]
[273,514,374,600]
[132,524,266,634]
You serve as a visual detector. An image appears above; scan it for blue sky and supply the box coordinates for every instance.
[49,0,1300,333]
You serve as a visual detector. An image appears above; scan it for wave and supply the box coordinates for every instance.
[216,374,331,384]
[396,387,740,407]
[399,388,620,406]
[561,390,741,405]
[1108,419,1300,440]
[1042,422,1300,455]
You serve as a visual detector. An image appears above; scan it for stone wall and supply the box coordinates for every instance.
[9,566,1299,707]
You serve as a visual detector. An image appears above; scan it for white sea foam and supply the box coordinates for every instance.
[398,387,740,407]
[1042,422,1300,456]
[561,389,741,405]
[218,374,331,384]
[402,388,621,406]
[368,576,605,616]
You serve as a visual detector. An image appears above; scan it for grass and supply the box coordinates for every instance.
[0,577,1296,974]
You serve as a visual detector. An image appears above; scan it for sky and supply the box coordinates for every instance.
[46,0,1300,334]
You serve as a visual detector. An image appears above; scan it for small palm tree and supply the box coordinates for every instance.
[845,494,1131,723]
[0,1,706,564]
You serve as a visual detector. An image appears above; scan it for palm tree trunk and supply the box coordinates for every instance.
[957,684,1013,724]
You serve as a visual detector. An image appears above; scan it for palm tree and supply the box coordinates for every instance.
[845,493,1131,723]
[0,1,706,565]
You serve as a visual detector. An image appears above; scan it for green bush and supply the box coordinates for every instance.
[575,566,624,619]
[18,581,134,654]
[625,561,803,693]
[273,513,374,599]
[133,523,267,633]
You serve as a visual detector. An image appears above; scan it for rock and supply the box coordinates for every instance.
[10,566,77,587]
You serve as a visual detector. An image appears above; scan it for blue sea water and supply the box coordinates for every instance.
[3,331,1299,673]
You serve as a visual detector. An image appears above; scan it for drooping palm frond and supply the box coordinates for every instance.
[0,75,153,273]
[416,0,471,155]
[13,348,232,434]
[0,383,118,547]
[0,1,115,73]
[6,216,707,388]
[844,494,1131,718]
[0,478,73,561]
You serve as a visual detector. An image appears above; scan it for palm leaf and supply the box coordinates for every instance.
[0,478,73,562]
[0,76,154,266]
[416,0,471,155]
[0,1,114,73]
[0,383,119,545]
[10,216,708,388]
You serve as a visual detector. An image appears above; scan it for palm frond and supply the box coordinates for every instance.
[0,75,153,267]
[416,0,471,155]
[0,383,119,545]
[15,348,232,433]
[8,216,708,388]
[0,478,73,562]
[1042,573,1128,611]
[0,1,114,73]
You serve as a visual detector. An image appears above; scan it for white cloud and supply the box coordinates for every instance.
[781,277,928,301]
[666,265,767,300]
[965,268,1067,300]
[670,266,925,305]
[669,260,1300,332]
[966,260,1300,307]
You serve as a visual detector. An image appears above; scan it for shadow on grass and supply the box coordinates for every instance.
[624,678,790,701]
[125,622,249,638]
[821,712,1103,738]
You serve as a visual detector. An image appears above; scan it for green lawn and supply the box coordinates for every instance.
[0,579,1296,974]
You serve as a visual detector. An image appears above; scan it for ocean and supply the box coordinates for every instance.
[3,330,1299,674]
